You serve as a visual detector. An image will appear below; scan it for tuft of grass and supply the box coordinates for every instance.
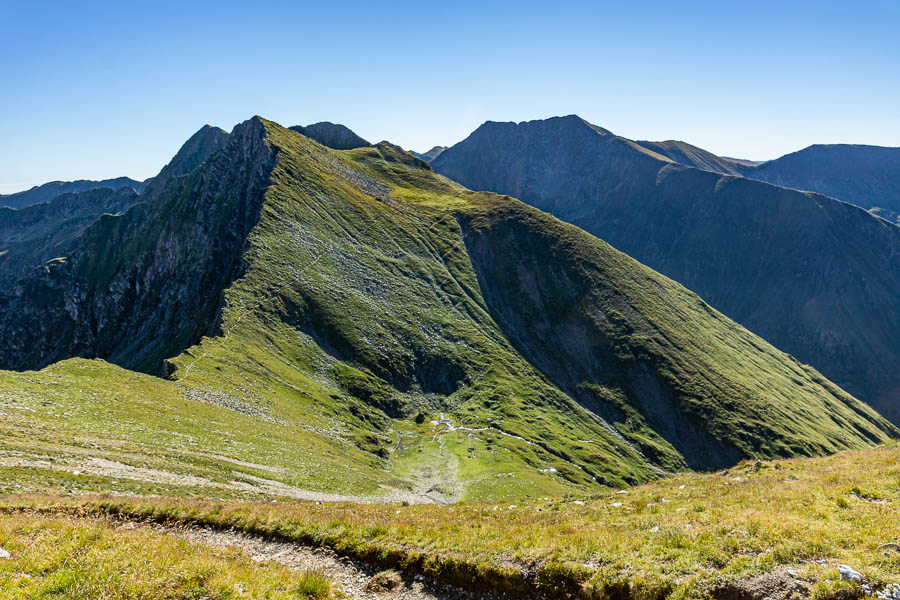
[296,569,332,598]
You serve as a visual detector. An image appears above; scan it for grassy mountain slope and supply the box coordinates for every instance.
[740,144,900,224]
[0,117,895,503]
[8,444,899,600]
[0,176,148,210]
[432,116,900,423]
[0,187,141,288]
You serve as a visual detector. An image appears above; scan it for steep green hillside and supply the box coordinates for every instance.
[0,117,894,502]
[433,115,900,423]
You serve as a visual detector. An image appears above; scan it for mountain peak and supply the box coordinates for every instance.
[289,122,370,150]
[148,123,231,191]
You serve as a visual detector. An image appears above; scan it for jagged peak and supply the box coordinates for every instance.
[148,122,234,191]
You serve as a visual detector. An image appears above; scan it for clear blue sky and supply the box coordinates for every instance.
[2,0,899,192]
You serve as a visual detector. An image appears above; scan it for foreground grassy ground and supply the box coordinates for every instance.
[3,446,898,599]
[0,513,332,599]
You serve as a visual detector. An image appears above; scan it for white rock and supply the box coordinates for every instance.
[571,500,585,505]
[650,526,660,532]
[678,484,686,489]
[839,564,863,582]
[0,548,10,559]
[612,502,623,508]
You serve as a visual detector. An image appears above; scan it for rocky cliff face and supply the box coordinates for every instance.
[0,117,274,374]
[432,116,900,423]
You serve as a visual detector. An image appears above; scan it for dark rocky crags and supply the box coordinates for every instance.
[0,117,275,374]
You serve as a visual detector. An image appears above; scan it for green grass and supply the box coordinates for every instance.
[0,512,332,599]
[4,446,898,599]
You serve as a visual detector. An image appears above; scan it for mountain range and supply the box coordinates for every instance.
[632,139,900,224]
[0,176,149,210]
[1,117,895,501]
[432,116,900,423]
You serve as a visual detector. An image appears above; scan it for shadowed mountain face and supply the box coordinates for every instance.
[432,116,900,423]
[739,144,900,224]
[0,187,142,288]
[634,139,900,224]
[0,177,148,209]
[145,125,231,193]
[0,117,894,484]
[289,122,370,150]
[635,140,744,175]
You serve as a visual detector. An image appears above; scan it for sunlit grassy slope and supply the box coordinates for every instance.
[0,512,332,599]
[5,446,898,599]
[0,118,895,505]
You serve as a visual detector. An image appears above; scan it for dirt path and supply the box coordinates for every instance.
[129,520,500,600]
